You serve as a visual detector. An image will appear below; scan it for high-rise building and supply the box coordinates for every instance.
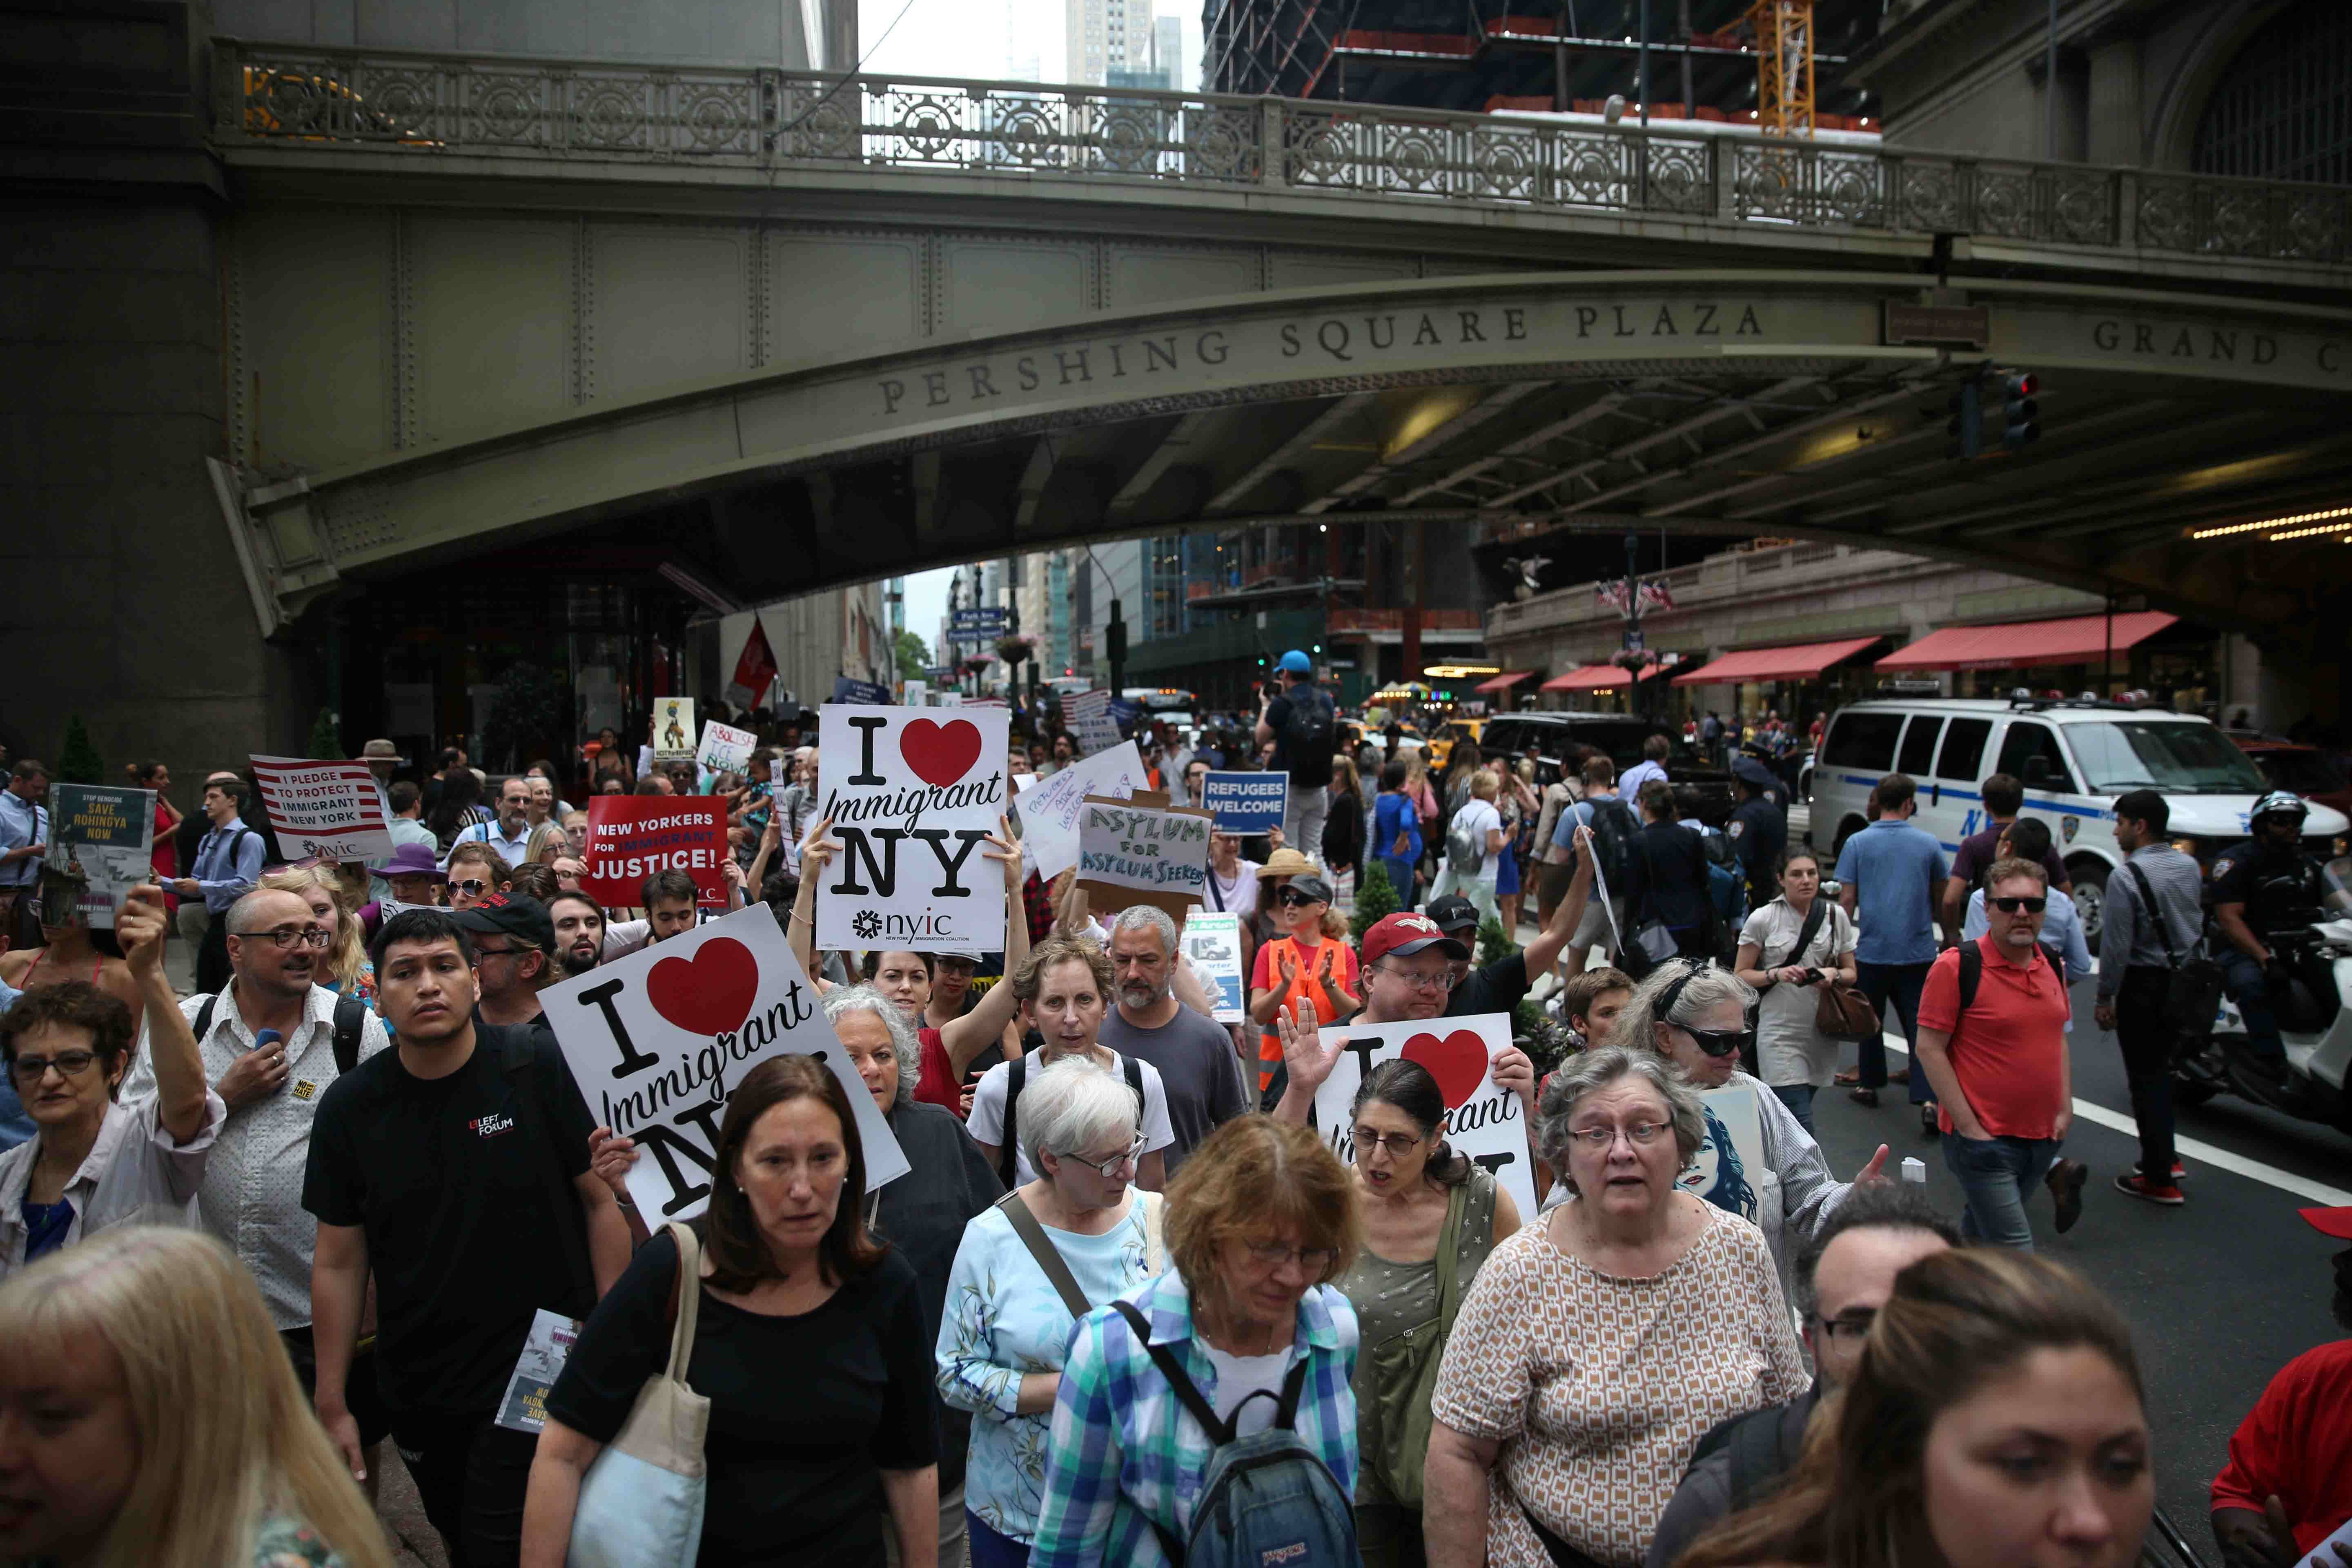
[1070,0,1152,86]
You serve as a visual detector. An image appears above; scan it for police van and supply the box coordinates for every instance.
[1810,698,2350,953]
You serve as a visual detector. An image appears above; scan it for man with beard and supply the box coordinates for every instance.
[1094,905,1251,1175]
[546,891,606,978]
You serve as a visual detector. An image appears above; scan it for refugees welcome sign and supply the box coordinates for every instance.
[815,703,1010,951]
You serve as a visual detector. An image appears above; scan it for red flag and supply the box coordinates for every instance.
[580,796,731,910]
[728,617,778,707]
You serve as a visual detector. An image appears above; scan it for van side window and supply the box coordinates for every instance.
[1896,716,1944,778]
[1936,717,1992,781]
[1821,712,1904,771]
[1996,721,2076,793]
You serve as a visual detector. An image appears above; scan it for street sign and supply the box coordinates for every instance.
[950,607,1010,633]
[1884,301,1991,349]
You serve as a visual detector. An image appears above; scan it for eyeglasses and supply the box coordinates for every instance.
[1677,1024,1752,1059]
[1813,1308,1876,1341]
[1058,1134,1147,1178]
[254,927,332,950]
[1243,1241,1339,1272]
[1374,966,1449,993]
[1350,1125,1425,1158]
[10,1050,100,1085]
[450,879,489,896]
[1566,1121,1669,1150]
[1275,889,1319,907]
[1990,895,2048,915]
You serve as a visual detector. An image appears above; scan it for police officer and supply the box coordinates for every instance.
[2208,790,2352,1107]
[1726,756,1788,915]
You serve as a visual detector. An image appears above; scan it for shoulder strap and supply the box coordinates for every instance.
[998,1054,1028,1190]
[663,1223,703,1382]
[1113,1297,1229,1440]
[1957,941,1981,1015]
[996,1191,1093,1318]
[1785,899,1828,978]
[332,998,366,1075]
[1433,1174,1470,1325]
[1119,1051,1144,1109]
[2123,862,2182,967]
[192,995,219,1043]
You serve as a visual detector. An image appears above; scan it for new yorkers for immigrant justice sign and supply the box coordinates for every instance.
[815,703,1010,952]
[581,797,731,910]
[542,904,907,1221]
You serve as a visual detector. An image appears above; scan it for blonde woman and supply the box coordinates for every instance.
[258,865,373,1006]
[0,1224,396,1568]
[524,822,568,866]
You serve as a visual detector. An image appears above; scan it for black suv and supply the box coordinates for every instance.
[1476,713,1738,826]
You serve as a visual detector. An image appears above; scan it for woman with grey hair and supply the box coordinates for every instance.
[936,1057,1163,1563]
[1604,957,1889,1294]
[1423,1047,1806,1568]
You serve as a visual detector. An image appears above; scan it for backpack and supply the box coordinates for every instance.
[1280,686,1335,778]
[191,993,368,1075]
[1954,939,2055,1013]
[1445,808,1487,877]
[997,1051,1145,1191]
[1583,796,1639,887]
[1109,1299,1358,1568]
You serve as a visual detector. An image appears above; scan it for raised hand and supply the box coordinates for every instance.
[116,884,168,979]
[800,816,841,873]
[1855,1143,1892,1183]
[981,815,1022,892]
[588,1125,639,1203]
[1275,1001,1343,1099]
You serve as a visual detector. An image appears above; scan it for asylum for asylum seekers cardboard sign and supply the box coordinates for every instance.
[1307,1012,1536,1218]
[541,904,908,1223]
[814,702,1011,952]
[1075,795,1211,924]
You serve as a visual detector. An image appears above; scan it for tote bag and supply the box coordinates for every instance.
[568,1223,711,1568]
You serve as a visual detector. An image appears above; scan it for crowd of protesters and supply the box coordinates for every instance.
[0,657,2345,1568]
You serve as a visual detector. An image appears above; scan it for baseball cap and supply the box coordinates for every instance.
[1361,911,1470,966]
[1277,650,1313,674]
[1277,874,1335,905]
[2301,1206,2352,1241]
[1423,894,1481,934]
[450,891,555,953]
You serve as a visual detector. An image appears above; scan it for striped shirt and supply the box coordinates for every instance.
[1029,1267,1359,1568]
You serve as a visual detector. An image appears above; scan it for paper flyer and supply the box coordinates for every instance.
[492,1308,584,1434]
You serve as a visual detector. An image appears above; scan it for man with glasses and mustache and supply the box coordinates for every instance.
[1914,857,2076,1250]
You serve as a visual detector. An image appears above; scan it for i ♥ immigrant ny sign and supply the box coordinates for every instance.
[814,703,1011,952]
[1306,1012,1535,1218]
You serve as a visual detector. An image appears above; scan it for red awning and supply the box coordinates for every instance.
[1670,637,1883,687]
[1473,670,1535,695]
[1540,663,1663,693]
[1875,612,2179,673]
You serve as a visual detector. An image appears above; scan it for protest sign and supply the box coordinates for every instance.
[47,785,154,930]
[1076,797,1211,923]
[814,702,1010,952]
[581,796,731,910]
[967,695,1007,708]
[1684,1084,1768,1224]
[833,676,891,706]
[1307,1012,1535,1218]
[1199,771,1288,835]
[901,679,928,707]
[1062,689,1122,757]
[249,756,394,862]
[1178,909,1245,1023]
[542,904,907,1223]
[1016,739,1142,882]
[935,691,963,708]
[653,697,696,762]
[695,718,758,776]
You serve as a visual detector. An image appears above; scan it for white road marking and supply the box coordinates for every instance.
[1877,1032,2352,1207]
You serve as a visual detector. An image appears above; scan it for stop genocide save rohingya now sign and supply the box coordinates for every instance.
[815,703,1011,952]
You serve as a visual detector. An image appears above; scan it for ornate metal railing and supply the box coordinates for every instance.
[209,38,2351,265]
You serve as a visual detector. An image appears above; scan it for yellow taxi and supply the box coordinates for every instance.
[1426,717,1483,771]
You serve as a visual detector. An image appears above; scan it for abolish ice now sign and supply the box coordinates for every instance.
[542,905,906,1222]
[815,703,1010,952]
[1307,1012,1535,1218]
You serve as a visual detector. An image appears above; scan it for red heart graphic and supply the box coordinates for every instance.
[1401,1030,1490,1110]
[645,937,760,1037]
[900,718,984,790]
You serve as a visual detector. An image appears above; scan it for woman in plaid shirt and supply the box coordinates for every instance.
[1028,1111,1362,1567]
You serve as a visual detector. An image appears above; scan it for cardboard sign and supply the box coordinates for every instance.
[1307,1012,1536,1218]
[1686,1084,1768,1224]
[833,677,891,706]
[1077,797,1211,922]
[1062,689,1123,757]
[249,756,394,862]
[47,785,154,930]
[581,796,731,910]
[901,680,928,707]
[813,703,1011,952]
[1199,771,1288,834]
[541,904,907,1222]
[1179,909,1245,1023]
[696,719,758,777]
[1016,739,1143,882]
[653,697,696,762]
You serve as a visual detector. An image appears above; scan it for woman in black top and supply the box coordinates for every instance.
[522,1056,939,1567]
[1322,755,1366,890]
[1619,778,1718,960]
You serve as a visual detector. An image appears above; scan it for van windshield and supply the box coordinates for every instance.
[2065,722,2270,794]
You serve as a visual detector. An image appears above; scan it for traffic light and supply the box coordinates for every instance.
[1256,654,1268,669]
[1945,381,1982,460]
[1999,372,2040,450]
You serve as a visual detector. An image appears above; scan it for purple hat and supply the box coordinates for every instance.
[381,842,445,881]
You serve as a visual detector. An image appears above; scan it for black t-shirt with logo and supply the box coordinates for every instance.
[302,1025,597,1419]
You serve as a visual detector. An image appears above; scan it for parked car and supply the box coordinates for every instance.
[1477,713,1738,826]
[2232,738,2352,822]
[1427,718,1484,772]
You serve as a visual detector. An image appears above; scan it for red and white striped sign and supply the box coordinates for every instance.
[249,755,394,862]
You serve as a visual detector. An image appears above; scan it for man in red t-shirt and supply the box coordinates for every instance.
[2210,1205,2352,1568]
[1914,858,2074,1250]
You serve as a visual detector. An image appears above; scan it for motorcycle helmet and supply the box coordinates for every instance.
[2250,789,2311,830]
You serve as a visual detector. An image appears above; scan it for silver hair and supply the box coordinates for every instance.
[822,984,919,1109]
[1018,1056,1142,1184]
[1534,1046,1706,1192]
[1604,959,1758,1063]
[1108,904,1178,955]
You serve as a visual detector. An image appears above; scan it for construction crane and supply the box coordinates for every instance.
[1747,0,1815,138]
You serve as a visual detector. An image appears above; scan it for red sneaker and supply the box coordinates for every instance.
[2134,1159,2188,1181]
[2113,1172,2185,1207]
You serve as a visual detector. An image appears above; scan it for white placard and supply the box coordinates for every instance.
[1307,1013,1536,1218]
[935,691,964,708]
[902,679,927,707]
[248,756,394,862]
[813,703,1011,952]
[1078,801,1210,900]
[1063,689,1123,757]
[1017,740,1143,881]
[541,904,908,1223]
[1179,909,1245,1023]
[1687,1084,1768,1223]
[653,697,697,763]
[696,718,758,776]
[2294,1518,2352,1568]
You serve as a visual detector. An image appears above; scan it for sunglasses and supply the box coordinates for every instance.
[1990,895,2048,915]
[450,879,489,895]
[1679,1025,1752,1058]
[1275,889,1321,907]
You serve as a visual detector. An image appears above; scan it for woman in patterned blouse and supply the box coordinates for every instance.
[0,1224,395,1568]
[1423,1047,1808,1568]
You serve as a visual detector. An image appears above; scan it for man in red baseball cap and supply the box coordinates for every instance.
[2209,1205,2352,1568]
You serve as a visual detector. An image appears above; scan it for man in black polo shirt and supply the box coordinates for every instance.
[304,907,628,1568]
[1431,823,1592,1018]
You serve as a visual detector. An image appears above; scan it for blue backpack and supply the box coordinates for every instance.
[1110,1301,1357,1568]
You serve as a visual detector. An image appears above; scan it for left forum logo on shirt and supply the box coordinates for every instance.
[469,1110,517,1139]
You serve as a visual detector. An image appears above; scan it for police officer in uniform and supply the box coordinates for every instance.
[1726,756,1788,915]
[2208,790,2352,1108]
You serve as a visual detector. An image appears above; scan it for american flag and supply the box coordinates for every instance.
[1639,579,1677,613]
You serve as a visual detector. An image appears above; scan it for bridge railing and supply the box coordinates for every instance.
[209,39,2350,265]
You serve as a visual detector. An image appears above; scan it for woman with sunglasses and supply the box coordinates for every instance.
[1608,959,1889,1296]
